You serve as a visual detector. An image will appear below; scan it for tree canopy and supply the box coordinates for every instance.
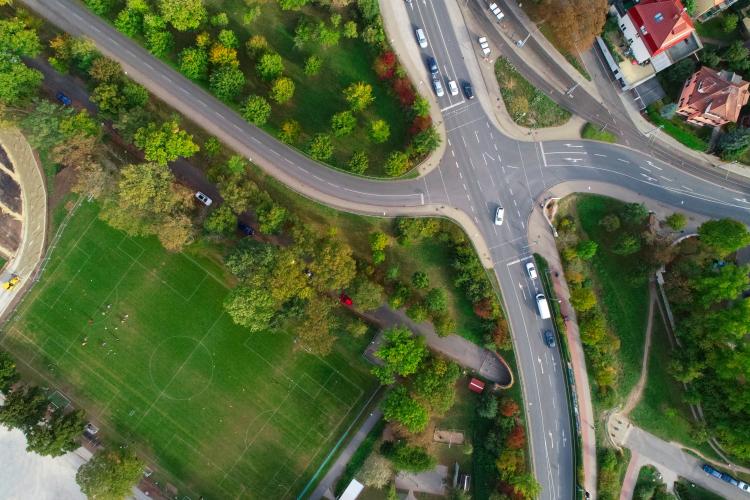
[698,218,750,256]
[133,120,199,164]
[76,449,144,500]
[372,326,427,384]
[382,386,429,433]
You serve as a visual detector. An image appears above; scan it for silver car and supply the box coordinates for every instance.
[432,75,444,97]
[494,205,504,225]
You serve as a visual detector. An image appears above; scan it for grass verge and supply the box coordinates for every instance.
[494,57,571,128]
[645,105,709,152]
[581,123,617,143]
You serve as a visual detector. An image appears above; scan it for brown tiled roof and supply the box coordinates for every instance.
[678,66,750,123]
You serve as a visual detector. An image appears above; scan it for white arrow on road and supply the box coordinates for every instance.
[734,198,750,204]
[564,143,583,148]
[646,160,662,171]
[564,158,583,163]
[548,431,554,449]
[537,356,544,374]
[640,173,658,182]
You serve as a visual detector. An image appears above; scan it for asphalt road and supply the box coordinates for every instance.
[19,0,750,498]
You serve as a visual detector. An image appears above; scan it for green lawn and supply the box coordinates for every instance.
[674,478,725,500]
[494,57,571,129]
[581,122,617,143]
[1,200,377,499]
[695,15,739,44]
[575,195,650,399]
[645,105,709,152]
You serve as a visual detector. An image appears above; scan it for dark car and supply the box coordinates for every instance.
[426,56,438,75]
[721,472,739,487]
[238,222,255,236]
[462,81,474,99]
[543,330,556,348]
[56,92,72,106]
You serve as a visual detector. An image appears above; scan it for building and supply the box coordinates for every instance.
[676,66,750,127]
[599,0,703,91]
[694,0,739,22]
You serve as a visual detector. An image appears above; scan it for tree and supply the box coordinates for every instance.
[537,0,606,54]
[570,287,597,312]
[359,453,392,488]
[571,241,597,262]
[243,6,261,25]
[317,23,340,48]
[477,392,498,418]
[257,203,288,234]
[698,218,750,256]
[599,214,620,232]
[693,264,749,307]
[89,57,122,83]
[412,96,430,118]
[209,43,239,67]
[204,205,236,234]
[411,126,441,156]
[178,46,208,80]
[256,52,284,81]
[115,8,144,37]
[343,20,358,39]
[613,234,641,255]
[700,49,721,68]
[384,151,411,177]
[209,65,246,102]
[722,13,739,33]
[279,119,301,144]
[717,127,750,161]
[500,398,520,417]
[382,386,429,433]
[242,94,271,125]
[0,386,48,430]
[389,444,436,473]
[0,17,43,57]
[370,231,389,261]
[0,350,19,392]
[372,326,427,384]
[224,280,276,332]
[308,134,334,161]
[411,271,429,289]
[307,235,356,292]
[246,34,268,57]
[134,120,199,164]
[580,312,606,346]
[411,356,459,413]
[348,276,384,311]
[406,303,429,322]
[507,473,541,500]
[159,0,206,31]
[665,212,686,231]
[424,288,447,314]
[76,449,144,500]
[84,0,114,15]
[304,55,322,76]
[370,119,390,143]
[622,202,649,224]
[344,81,374,111]
[496,449,526,480]
[297,296,336,355]
[660,58,696,99]
[347,151,369,174]
[210,12,229,27]
[506,424,526,449]
[0,54,43,105]
[26,410,85,457]
[331,110,356,137]
[143,14,173,57]
[270,76,295,104]
[723,41,749,71]
[279,0,308,9]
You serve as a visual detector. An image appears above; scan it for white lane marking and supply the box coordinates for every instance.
[544,151,587,155]
[539,142,547,167]
[451,149,455,157]
[593,153,607,157]
[681,185,694,192]
[493,143,498,151]
[475,130,480,143]
[646,160,662,171]
[640,173,658,182]
[639,166,651,172]
[564,143,583,148]
[440,100,465,112]
[509,187,514,195]
[617,158,630,163]
[734,198,750,204]
[659,176,673,182]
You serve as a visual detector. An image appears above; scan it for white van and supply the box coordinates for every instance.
[536,293,551,319]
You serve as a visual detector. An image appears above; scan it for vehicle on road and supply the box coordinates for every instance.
[536,293,551,319]
[462,81,475,99]
[526,262,537,280]
[195,191,212,206]
[56,92,72,106]
[416,28,428,48]
[426,56,438,75]
[432,75,444,97]
[703,464,722,479]
[543,330,556,348]
[702,463,741,487]
[494,205,504,225]
[739,480,750,492]
[2,275,20,291]
[238,222,255,236]
[448,80,459,96]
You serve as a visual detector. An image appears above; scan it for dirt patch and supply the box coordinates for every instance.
[0,169,21,214]
[0,212,21,254]
[48,166,77,214]
[0,145,13,172]
[433,429,464,445]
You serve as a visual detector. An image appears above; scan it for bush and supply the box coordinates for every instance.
[411,271,429,289]
[383,442,436,473]
[477,392,498,418]
[204,205,236,234]
[331,110,357,137]
[242,95,271,125]
[665,212,686,231]
[370,119,390,143]
[347,151,369,174]
[308,134,334,161]
[256,52,283,81]
[384,151,411,177]
[278,119,301,144]
[270,76,295,104]
[304,55,322,76]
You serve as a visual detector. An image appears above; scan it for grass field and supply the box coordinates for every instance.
[1,200,377,499]
[581,123,617,143]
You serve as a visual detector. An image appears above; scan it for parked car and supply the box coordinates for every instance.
[238,222,255,236]
[489,2,504,20]
[339,292,353,306]
[56,92,72,106]
[195,191,212,206]
[526,262,538,280]
[448,80,459,96]
[416,28,428,48]
[426,56,438,75]
[432,75,444,97]
[478,36,491,56]
[494,205,504,225]
[543,330,556,348]
[739,481,750,492]
[462,81,475,99]
[702,464,723,479]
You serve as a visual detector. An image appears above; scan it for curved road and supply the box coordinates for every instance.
[20,0,750,498]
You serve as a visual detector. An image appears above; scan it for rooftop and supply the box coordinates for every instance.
[627,0,694,56]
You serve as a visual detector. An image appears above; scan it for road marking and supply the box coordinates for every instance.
[681,185,694,192]
[539,142,547,167]
[617,158,630,163]
[470,205,475,213]
[509,187,514,195]
[440,100,465,112]
[593,153,607,157]
[734,198,750,204]
[640,173,658,182]
[475,130,480,143]
[544,151,587,155]
[639,166,651,173]
[451,149,455,158]
[459,171,462,179]
[461,135,467,149]
[659,175,673,182]
[462,183,467,191]
[564,143,583,148]
[646,160,662,171]
[563,158,584,163]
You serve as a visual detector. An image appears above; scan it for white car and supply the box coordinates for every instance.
[494,205,504,226]
[526,262,537,280]
[493,7,505,20]
[739,481,750,493]
[416,28,428,48]
[432,76,444,97]
[448,80,459,96]
[195,191,212,206]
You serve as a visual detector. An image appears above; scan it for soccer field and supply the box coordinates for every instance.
[1,200,377,499]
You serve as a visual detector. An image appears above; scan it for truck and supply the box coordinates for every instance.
[536,293,551,320]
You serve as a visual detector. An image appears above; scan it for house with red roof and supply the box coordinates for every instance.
[676,67,750,127]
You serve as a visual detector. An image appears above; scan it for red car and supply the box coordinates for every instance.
[339,293,353,307]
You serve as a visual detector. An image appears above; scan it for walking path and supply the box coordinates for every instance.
[621,284,656,417]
